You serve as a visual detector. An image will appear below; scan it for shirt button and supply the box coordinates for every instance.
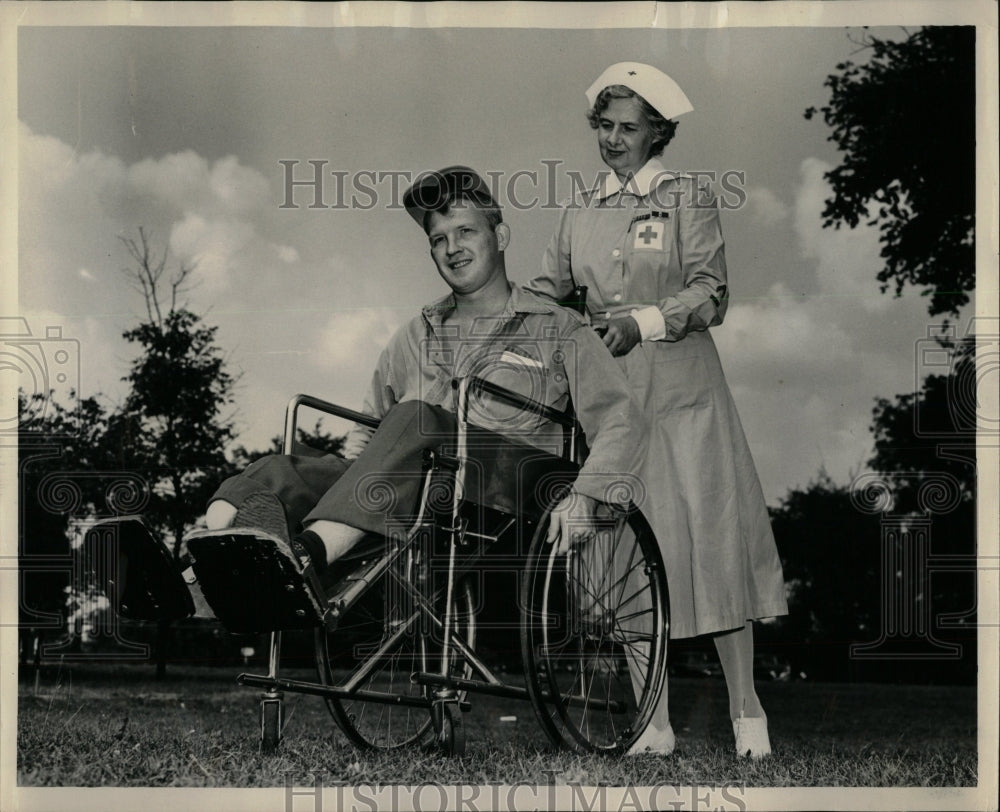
[613,293,622,302]
[612,249,621,257]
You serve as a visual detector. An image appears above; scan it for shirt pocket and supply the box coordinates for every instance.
[652,355,711,412]
[467,348,564,436]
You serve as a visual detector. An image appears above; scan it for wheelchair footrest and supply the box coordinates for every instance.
[186,529,325,633]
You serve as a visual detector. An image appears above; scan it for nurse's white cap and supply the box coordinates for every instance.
[585,61,693,120]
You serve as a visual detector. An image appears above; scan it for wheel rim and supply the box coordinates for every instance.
[521,508,667,753]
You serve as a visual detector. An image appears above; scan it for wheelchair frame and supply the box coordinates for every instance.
[237,376,669,756]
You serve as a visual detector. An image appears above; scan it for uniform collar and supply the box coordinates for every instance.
[421,282,550,329]
[597,158,675,200]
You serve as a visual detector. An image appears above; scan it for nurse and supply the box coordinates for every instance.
[528,62,788,758]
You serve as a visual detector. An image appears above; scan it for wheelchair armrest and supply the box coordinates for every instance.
[283,394,381,455]
[456,377,577,430]
[453,376,582,462]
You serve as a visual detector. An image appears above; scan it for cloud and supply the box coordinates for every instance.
[793,157,890,313]
[124,151,268,216]
[746,186,789,227]
[19,123,128,311]
[315,308,402,370]
[720,283,851,367]
[6,307,128,412]
[19,122,292,305]
[127,151,214,213]
[714,270,917,502]
[277,245,299,264]
[711,156,945,501]
[208,155,271,215]
[168,214,255,295]
[16,122,343,452]
[727,381,875,504]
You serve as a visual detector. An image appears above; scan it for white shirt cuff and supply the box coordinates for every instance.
[631,306,667,342]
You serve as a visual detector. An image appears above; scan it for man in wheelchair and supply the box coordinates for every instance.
[91,167,647,635]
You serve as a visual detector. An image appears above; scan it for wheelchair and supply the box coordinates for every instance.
[88,375,669,757]
[227,374,672,756]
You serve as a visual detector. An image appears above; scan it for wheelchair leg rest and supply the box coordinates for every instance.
[83,517,195,622]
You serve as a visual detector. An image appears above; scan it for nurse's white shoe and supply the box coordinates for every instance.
[625,721,676,756]
[733,711,771,758]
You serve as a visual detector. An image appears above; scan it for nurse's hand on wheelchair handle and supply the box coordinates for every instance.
[546,490,599,554]
[599,315,641,357]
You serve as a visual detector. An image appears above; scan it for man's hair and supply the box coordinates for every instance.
[586,84,678,157]
[422,191,504,234]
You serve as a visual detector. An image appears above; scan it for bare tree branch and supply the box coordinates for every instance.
[118,227,197,326]
[169,259,197,313]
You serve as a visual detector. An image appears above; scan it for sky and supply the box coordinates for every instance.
[11,12,985,505]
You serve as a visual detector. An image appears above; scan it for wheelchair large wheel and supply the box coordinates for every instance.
[520,505,668,753]
[315,543,476,750]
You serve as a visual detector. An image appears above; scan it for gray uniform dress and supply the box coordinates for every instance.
[528,160,788,638]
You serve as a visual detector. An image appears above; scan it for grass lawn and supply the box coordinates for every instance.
[16,662,978,788]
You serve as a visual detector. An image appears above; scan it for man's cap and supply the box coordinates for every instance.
[403,166,499,226]
[585,62,693,121]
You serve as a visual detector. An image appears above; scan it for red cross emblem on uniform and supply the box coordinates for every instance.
[633,220,664,250]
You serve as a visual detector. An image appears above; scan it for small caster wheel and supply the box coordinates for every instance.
[434,702,465,756]
[260,691,283,754]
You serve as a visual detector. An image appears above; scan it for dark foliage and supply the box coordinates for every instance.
[769,468,975,684]
[18,391,113,655]
[869,337,976,514]
[771,339,978,683]
[110,308,237,557]
[805,27,976,317]
[770,473,883,680]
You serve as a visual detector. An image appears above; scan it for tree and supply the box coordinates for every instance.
[804,27,975,317]
[18,390,111,661]
[110,309,237,552]
[769,466,975,684]
[869,337,976,514]
[107,228,238,677]
[868,336,977,653]
[769,472,884,680]
[110,228,237,559]
[774,27,981,684]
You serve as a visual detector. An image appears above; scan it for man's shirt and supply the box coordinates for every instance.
[343,283,647,506]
